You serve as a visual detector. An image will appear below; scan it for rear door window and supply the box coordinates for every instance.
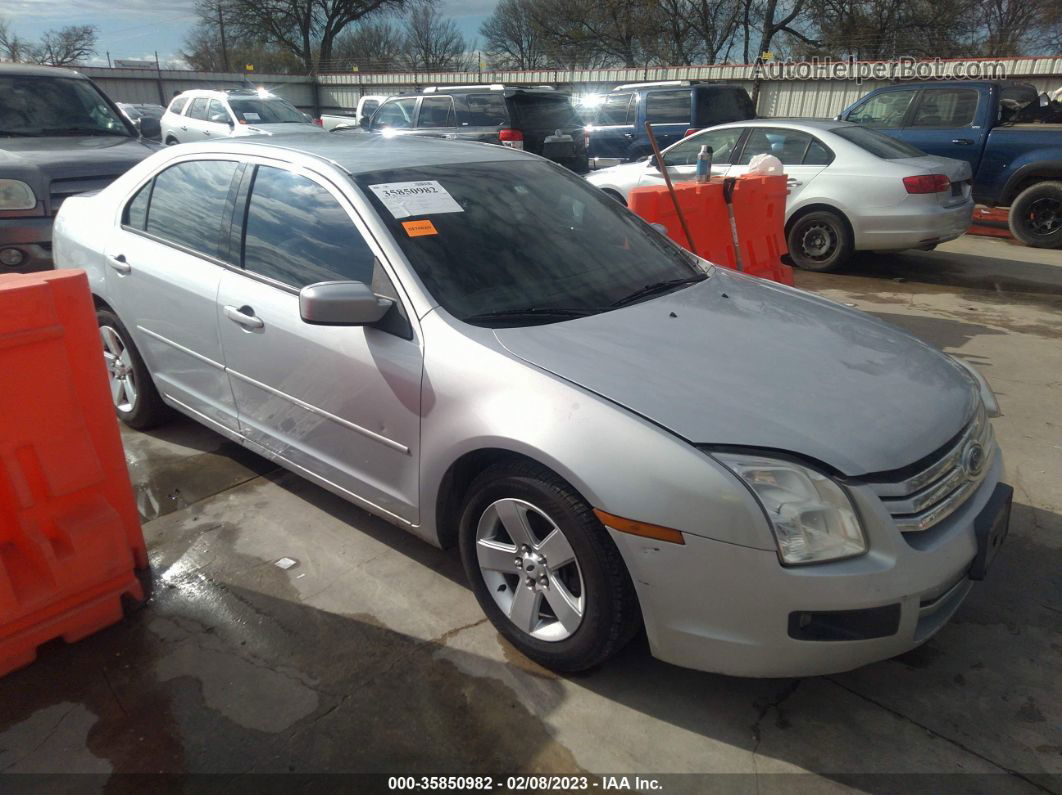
[145,160,239,257]
[645,90,692,124]
[736,128,816,165]
[417,96,456,128]
[596,92,633,125]
[464,93,508,126]
[242,165,376,288]
[694,88,755,127]
[123,181,152,230]
[832,126,926,158]
[845,90,916,128]
[187,98,210,121]
[804,139,834,165]
[909,89,978,128]
[168,97,188,115]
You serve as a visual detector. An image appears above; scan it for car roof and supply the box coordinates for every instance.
[185,132,537,175]
[708,118,851,132]
[0,63,84,79]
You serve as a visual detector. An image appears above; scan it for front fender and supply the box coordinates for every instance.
[416,311,775,552]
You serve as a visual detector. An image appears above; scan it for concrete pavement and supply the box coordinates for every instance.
[0,236,1059,790]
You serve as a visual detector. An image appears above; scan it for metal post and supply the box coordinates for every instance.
[154,51,165,106]
[218,3,230,73]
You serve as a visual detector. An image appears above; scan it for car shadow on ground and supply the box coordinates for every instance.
[836,248,1062,299]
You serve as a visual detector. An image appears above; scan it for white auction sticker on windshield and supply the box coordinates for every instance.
[368,181,464,219]
[243,112,261,121]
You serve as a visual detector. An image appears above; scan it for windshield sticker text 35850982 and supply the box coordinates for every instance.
[368,181,464,219]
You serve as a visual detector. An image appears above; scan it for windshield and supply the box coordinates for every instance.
[0,76,130,137]
[832,126,925,159]
[355,160,702,326]
[228,98,307,124]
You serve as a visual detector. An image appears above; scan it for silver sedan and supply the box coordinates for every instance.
[54,134,1007,677]
[586,119,975,271]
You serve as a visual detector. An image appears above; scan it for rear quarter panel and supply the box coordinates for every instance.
[53,195,111,299]
[979,127,1062,205]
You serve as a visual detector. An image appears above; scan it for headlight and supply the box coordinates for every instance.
[0,179,36,211]
[714,453,866,565]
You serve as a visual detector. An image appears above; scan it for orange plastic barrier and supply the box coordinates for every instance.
[0,269,146,677]
[968,206,1012,240]
[628,175,794,286]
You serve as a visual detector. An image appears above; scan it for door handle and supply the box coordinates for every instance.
[224,305,264,329]
[786,178,803,186]
[623,132,633,139]
[180,125,187,131]
[108,253,131,274]
[951,138,974,145]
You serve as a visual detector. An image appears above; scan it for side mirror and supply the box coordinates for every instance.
[299,281,392,326]
[138,117,161,139]
[359,116,372,129]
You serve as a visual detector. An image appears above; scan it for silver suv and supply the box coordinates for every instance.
[160,88,321,145]
[53,134,1009,677]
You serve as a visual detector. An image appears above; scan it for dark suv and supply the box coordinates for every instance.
[587,81,755,168]
[360,85,589,174]
[0,64,159,273]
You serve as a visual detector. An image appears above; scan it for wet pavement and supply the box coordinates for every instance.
[1,235,1060,790]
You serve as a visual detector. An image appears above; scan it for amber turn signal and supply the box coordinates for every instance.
[593,509,685,545]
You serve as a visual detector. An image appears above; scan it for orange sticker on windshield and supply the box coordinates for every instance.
[402,219,438,237]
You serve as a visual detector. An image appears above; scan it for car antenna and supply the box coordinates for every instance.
[644,121,697,253]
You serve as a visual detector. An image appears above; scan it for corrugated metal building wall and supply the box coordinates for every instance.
[81,56,1062,117]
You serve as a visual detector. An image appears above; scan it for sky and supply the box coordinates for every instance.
[5,0,498,67]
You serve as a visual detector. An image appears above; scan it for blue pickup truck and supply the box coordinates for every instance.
[839,81,1062,248]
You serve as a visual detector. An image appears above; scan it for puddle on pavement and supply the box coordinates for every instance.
[126,441,277,521]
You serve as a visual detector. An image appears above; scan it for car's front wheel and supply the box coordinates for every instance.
[1009,181,1062,248]
[96,308,171,429]
[164,136,179,146]
[458,460,640,672]
[787,210,852,272]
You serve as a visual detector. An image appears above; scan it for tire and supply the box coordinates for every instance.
[96,309,171,430]
[458,460,641,672]
[602,189,627,206]
[165,136,179,146]
[1008,181,1062,249]
[787,210,852,272]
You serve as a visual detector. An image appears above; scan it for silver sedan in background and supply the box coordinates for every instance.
[54,134,1006,677]
[586,119,975,271]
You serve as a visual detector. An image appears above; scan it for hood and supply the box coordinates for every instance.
[245,123,327,137]
[494,270,977,477]
[0,135,157,177]
[587,159,644,183]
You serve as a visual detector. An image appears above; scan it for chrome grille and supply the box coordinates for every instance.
[868,404,994,532]
[48,175,116,214]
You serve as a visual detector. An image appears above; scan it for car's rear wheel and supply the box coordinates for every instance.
[1009,181,1062,249]
[787,210,852,272]
[96,309,171,430]
[458,460,640,672]
[164,136,179,146]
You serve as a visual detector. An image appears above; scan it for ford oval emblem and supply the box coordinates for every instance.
[962,441,986,478]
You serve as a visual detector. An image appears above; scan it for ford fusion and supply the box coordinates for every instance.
[54,134,1010,676]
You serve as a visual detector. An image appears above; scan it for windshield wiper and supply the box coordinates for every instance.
[610,274,707,308]
[464,306,599,324]
[41,127,125,137]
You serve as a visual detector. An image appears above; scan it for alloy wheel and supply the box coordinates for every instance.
[100,325,138,412]
[475,498,585,641]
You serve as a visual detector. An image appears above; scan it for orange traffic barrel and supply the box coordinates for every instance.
[0,269,146,677]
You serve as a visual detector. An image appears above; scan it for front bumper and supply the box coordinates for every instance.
[852,198,973,252]
[609,447,1004,678]
[0,216,54,273]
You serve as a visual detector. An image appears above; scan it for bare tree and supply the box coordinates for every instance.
[480,0,546,69]
[331,19,405,71]
[646,0,741,64]
[224,0,414,72]
[400,5,467,71]
[27,25,99,66]
[531,0,660,68]
[802,0,975,59]
[980,0,1045,55]
[0,18,28,62]
[182,21,305,72]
